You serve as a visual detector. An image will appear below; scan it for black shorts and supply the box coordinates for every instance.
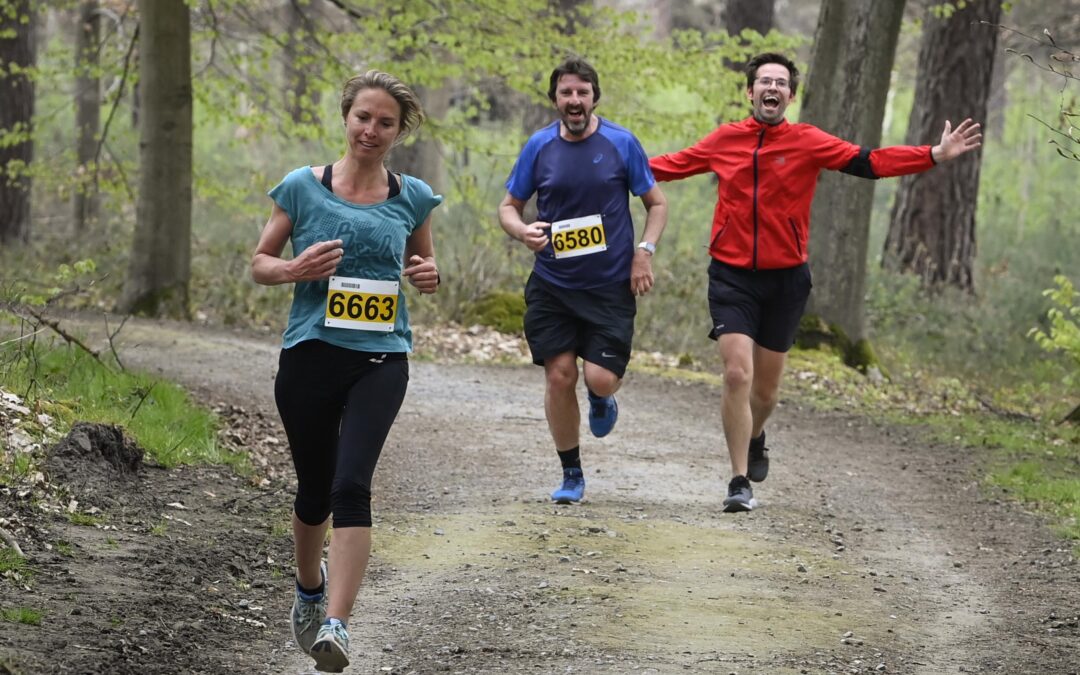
[523,272,636,378]
[706,259,812,353]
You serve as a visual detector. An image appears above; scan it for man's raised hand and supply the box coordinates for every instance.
[934,118,982,162]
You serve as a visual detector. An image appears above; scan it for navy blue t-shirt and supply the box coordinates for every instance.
[505,118,655,289]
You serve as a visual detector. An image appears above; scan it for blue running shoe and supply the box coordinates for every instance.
[587,392,618,437]
[551,467,585,503]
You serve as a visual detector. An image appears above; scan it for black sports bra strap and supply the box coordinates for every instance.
[386,169,400,198]
[321,163,399,199]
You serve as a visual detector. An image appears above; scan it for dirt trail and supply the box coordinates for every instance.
[2,319,1077,674]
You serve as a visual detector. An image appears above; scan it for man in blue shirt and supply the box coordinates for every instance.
[498,57,668,504]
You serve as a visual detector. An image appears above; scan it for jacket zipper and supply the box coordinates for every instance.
[788,217,802,257]
[752,128,767,270]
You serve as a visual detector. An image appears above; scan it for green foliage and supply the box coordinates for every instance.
[0,547,30,580]
[990,457,1080,541]
[66,512,103,527]
[0,342,242,470]
[1029,275,1080,389]
[1,607,41,626]
[461,291,526,335]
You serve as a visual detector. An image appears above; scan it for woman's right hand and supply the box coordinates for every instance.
[286,239,345,282]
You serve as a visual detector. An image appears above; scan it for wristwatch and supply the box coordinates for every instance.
[637,241,656,255]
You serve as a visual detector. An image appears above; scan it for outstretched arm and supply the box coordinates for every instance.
[931,118,982,163]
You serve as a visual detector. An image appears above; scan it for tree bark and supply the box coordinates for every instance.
[799,0,905,357]
[283,0,320,126]
[389,83,451,195]
[74,0,101,234]
[121,0,192,318]
[649,0,672,40]
[0,0,36,246]
[723,0,775,36]
[521,0,589,135]
[883,0,1001,292]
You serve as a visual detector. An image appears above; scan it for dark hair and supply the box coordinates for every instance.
[547,58,601,103]
[745,53,799,96]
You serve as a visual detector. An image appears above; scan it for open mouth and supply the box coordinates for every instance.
[762,95,780,110]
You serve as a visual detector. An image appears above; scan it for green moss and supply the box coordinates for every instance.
[461,291,526,334]
[844,338,880,373]
[795,314,883,374]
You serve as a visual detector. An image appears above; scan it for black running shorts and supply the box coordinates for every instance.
[523,272,636,378]
[706,259,812,353]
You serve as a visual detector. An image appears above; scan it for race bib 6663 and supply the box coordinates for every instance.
[324,276,399,332]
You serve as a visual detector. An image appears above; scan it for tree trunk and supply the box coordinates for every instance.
[121,0,192,318]
[283,0,320,125]
[883,0,1001,292]
[0,0,36,246]
[74,0,101,234]
[390,83,451,195]
[723,0,775,36]
[521,0,589,135]
[650,0,672,40]
[799,0,905,364]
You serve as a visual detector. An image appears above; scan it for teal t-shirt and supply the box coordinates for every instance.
[268,166,443,352]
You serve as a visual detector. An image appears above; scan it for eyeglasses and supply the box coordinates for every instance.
[755,77,790,89]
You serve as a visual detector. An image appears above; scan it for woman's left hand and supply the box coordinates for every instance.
[403,255,440,294]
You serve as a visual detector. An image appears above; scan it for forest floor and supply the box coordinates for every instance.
[1,318,1078,674]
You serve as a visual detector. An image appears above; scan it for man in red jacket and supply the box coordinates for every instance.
[649,52,981,513]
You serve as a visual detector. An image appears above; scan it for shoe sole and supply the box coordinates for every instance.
[722,497,758,513]
[311,641,349,673]
[552,494,583,504]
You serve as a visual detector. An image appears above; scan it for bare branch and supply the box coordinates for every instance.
[104,313,129,371]
[94,23,140,179]
[15,306,107,368]
[0,527,24,558]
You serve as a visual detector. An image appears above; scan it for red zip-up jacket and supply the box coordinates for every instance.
[649,116,936,270]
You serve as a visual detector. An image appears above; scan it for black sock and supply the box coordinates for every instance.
[557,445,581,470]
[296,572,325,598]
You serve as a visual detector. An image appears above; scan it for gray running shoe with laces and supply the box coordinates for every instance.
[723,475,757,512]
[291,560,327,654]
[747,431,770,482]
[311,620,350,673]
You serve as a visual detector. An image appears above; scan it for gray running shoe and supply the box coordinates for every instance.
[723,475,757,512]
[291,560,327,654]
[747,431,770,483]
[310,620,350,673]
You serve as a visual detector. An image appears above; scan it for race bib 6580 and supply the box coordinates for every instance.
[551,214,607,259]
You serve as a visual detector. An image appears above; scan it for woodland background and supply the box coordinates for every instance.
[0,0,1077,424]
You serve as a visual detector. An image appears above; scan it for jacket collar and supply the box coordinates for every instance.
[743,116,790,133]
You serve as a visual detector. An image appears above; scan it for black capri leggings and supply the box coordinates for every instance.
[274,339,409,528]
